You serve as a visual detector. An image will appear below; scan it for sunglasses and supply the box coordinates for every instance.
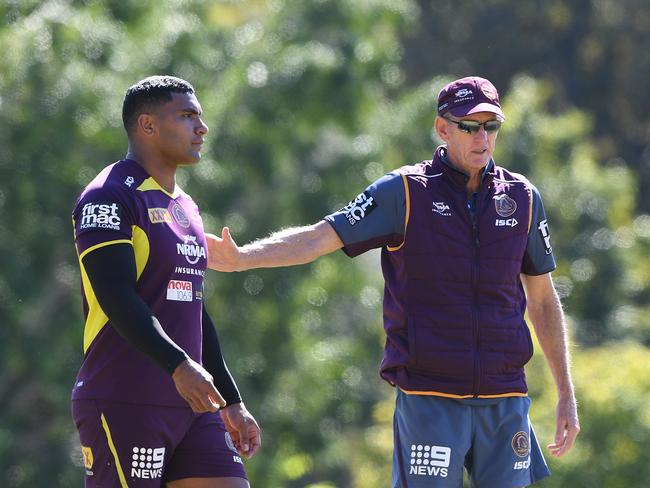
[446,118,502,134]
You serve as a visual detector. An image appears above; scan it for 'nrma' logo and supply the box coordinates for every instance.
[176,235,206,265]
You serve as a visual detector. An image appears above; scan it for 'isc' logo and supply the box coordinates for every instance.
[495,218,518,227]
[514,457,531,470]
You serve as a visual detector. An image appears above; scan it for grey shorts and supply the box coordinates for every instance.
[392,390,550,488]
[72,399,247,487]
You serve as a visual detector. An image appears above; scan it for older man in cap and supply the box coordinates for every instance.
[206,76,580,487]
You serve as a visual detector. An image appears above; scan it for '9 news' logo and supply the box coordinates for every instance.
[409,444,450,478]
[131,446,165,479]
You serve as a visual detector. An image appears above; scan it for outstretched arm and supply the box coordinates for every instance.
[521,272,580,457]
[206,220,343,272]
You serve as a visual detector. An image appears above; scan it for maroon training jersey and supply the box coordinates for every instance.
[72,159,207,406]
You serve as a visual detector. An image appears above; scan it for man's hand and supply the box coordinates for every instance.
[205,227,241,272]
[172,358,226,413]
[547,394,580,457]
[220,402,261,459]
[522,273,580,457]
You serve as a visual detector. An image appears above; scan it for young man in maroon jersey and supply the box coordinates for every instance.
[71,76,260,488]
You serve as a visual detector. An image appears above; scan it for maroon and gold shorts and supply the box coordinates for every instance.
[72,399,247,487]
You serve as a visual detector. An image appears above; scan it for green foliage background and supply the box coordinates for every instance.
[0,1,649,486]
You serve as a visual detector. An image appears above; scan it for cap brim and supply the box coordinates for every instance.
[448,103,505,120]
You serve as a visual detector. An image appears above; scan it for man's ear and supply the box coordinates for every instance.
[136,113,156,137]
[434,116,450,143]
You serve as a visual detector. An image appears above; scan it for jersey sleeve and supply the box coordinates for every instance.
[522,184,556,275]
[72,184,137,259]
[324,172,406,257]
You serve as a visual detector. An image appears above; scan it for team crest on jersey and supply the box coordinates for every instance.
[170,202,190,228]
[148,208,173,224]
[225,432,238,453]
[81,446,93,470]
[494,193,517,217]
[224,432,244,465]
[511,431,530,457]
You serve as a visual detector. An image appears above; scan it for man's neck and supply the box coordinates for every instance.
[440,147,486,194]
[126,146,177,194]
[465,173,481,194]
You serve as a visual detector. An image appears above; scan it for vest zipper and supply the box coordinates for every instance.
[470,193,481,397]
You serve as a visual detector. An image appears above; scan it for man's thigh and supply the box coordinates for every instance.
[392,391,471,488]
[72,399,195,487]
[167,477,249,488]
[467,397,550,488]
[164,410,247,485]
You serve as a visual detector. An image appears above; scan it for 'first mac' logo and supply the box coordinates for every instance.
[79,202,121,230]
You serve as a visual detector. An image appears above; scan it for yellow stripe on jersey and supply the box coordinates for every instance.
[131,225,150,279]
[387,174,410,252]
[136,176,180,199]
[78,240,132,353]
[100,413,129,488]
[399,387,528,399]
[77,226,150,353]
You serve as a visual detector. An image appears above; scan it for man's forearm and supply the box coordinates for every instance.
[202,306,241,406]
[240,222,339,268]
[528,289,575,396]
[207,220,344,272]
[220,220,343,271]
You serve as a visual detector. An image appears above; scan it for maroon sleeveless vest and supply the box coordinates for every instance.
[379,147,534,397]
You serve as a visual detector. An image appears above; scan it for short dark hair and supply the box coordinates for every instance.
[122,75,195,134]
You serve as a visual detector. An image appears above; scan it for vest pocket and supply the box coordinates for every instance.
[406,314,474,377]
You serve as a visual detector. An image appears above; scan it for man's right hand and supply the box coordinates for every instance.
[172,358,226,413]
[205,227,241,272]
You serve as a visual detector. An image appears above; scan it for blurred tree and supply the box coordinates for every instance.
[495,75,650,347]
[526,341,650,488]
[0,0,649,487]
[401,0,650,212]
